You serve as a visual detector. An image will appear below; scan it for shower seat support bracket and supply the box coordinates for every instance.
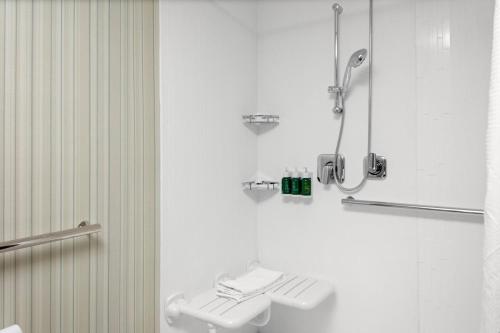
[164,292,186,325]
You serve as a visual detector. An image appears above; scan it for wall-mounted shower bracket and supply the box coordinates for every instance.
[317,154,345,184]
[366,153,387,178]
[164,292,187,325]
[327,86,341,94]
[328,86,344,113]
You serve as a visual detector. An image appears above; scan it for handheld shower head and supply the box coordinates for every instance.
[348,49,367,68]
[342,49,367,98]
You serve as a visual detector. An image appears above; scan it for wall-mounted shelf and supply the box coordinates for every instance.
[242,180,279,191]
[165,267,334,332]
[242,114,279,125]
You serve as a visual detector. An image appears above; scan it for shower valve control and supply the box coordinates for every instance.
[317,154,345,185]
[367,153,387,179]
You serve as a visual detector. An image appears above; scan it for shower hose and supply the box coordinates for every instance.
[333,0,373,193]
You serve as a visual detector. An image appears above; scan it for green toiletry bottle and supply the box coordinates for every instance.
[301,167,312,196]
[281,168,292,195]
[291,168,302,195]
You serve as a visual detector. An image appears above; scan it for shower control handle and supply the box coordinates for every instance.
[321,165,334,185]
[367,153,387,178]
[317,154,345,184]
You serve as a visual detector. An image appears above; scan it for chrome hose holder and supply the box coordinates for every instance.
[328,86,344,113]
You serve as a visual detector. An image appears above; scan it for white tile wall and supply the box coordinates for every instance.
[415,0,492,331]
[256,1,418,332]
[159,1,259,333]
[256,0,493,333]
[160,0,493,332]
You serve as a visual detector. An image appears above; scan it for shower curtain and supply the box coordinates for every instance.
[482,1,500,332]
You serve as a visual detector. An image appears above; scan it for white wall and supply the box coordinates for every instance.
[160,0,493,332]
[159,1,258,333]
[256,0,493,333]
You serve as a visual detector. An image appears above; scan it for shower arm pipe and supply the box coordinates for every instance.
[332,3,343,113]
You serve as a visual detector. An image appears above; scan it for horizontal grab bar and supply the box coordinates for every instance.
[341,196,484,216]
[0,221,101,254]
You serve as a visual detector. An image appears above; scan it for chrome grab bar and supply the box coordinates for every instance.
[341,196,484,216]
[0,221,101,254]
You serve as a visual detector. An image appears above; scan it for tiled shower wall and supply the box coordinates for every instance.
[159,0,492,332]
[159,1,259,333]
[0,1,158,332]
[256,0,492,332]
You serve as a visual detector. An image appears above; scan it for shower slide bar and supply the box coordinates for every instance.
[0,221,101,254]
[341,196,484,216]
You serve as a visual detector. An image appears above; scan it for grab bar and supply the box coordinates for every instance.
[341,196,484,216]
[0,221,101,254]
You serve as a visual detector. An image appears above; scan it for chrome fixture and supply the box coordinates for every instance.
[242,114,279,125]
[242,180,280,191]
[329,48,367,113]
[0,221,101,254]
[328,3,343,114]
[320,0,386,194]
[341,196,484,216]
[367,153,387,178]
[328,3,343,113]
[317,154,344,184]
[342,49,367,99]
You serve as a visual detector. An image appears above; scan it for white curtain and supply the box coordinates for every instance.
[482,1,500,332]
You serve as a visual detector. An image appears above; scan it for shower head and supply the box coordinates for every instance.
[348,49,367,68]
[342,49,368,98]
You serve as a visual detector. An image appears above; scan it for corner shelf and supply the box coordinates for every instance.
[242,114,278,192]
[242,114,279,125]
[165,268,334,331]
[242,180,279,191]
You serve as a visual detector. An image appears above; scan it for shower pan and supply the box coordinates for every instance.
[319,1,387,193]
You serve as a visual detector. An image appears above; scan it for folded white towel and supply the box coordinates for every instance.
[217,267,284,303]
[0,325,22,333]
